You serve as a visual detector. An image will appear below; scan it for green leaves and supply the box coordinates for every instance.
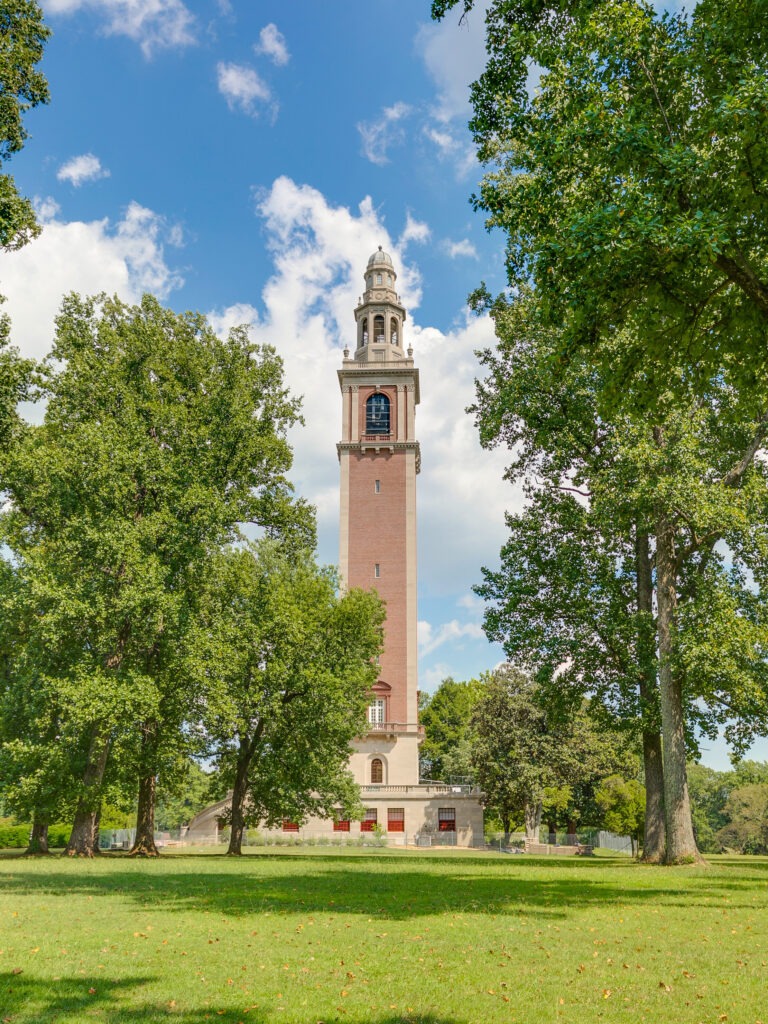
[455,0,768,403]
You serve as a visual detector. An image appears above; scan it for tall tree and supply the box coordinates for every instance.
[473,291,768,862]
[193,542,384,856]
[0,293,310,855]
[419,676,483,782]
[433,0,768,862]
[469,664,632,843]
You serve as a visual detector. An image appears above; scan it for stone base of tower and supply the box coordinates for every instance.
[186,784,485,849]
[350,729,422,786]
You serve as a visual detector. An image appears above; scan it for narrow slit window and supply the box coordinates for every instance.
[375,479,381,493]
[374,563,380,578]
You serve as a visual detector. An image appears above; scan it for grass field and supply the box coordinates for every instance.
[0,847,766,1024]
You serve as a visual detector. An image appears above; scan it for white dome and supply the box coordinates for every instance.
[367,245,394,269]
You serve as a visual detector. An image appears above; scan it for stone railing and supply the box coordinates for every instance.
[367,721,425,738]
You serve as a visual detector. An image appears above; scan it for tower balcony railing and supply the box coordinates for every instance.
[359,783,482,796]
[361,433,391,442]
[366,721,425,739]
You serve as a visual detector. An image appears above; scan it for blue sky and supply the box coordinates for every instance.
[0,0,760,770]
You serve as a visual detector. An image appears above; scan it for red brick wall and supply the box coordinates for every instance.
[347,447,408,723]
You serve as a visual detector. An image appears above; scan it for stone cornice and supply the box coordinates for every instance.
[338,365,420,404]
[337,439,421,473]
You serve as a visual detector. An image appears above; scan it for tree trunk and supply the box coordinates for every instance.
[501,811,514,843]
[130,773,159,857]
[524,798,542,843]
[656,512,700,864]
[26,814,49,855]
[66,724,111,857]
[636,529,666,863]
[227,745,251,856]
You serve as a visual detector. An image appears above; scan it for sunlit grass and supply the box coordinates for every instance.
[1,847,766,1023]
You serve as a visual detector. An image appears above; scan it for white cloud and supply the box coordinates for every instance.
[457,592,484,612]
[255,23,289,66]
[357,102,412,166]
[414,2,489,122]
[217,61,273,117]
[422,124,477,181]
[207,303,260,339]
[418,618,485,658]
[399,213,431,249]
[0,201,184,361]
[57,153,110,187]
[442,237,478,259]
[420,663,454,692]
[43,0,196,57]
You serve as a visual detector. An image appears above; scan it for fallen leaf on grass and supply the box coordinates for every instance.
[11,968,22,976]
[659,982,671,992]
[602,990,611,999]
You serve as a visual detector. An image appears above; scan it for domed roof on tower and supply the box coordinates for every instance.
[367,245,394,269]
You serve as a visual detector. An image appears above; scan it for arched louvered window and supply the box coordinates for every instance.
[360,317,368,345]
[366,393,390,435]
[390,317,398,345]
[371,758,384,784]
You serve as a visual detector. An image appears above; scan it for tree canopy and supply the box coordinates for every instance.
[0,0,50,251]
[434,0,768,405]
[0,292,312,855]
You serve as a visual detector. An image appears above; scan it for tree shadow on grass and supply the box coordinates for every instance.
[0,970,462,1024]
[1,857,759,920]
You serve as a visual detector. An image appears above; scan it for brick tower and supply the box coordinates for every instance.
[338,247,421,787]
[185,247,484,846]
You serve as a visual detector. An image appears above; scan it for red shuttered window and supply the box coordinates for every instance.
[360,808,378,832]
[438,807,456,832]
[387,808,405,833]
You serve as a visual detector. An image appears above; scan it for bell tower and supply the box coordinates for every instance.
[338,247,421,785]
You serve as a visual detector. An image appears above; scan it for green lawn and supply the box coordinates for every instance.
[0,847,765,1024]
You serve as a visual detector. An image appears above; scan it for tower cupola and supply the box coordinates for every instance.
[352,246,408,362]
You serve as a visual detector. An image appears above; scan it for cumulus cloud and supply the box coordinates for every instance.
[414,1,489,122]
[419,619,485,658]
[255,23,289,66]
[442,238,478,259]
[217,61,273,117]
[0,201,184,361]
[399,213,431,249]
[43,0,196,57]
[357,102,412,166]
[422,124,478,181]
[57,153,110,187]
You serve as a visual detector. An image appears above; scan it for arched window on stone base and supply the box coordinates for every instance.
[371,758,384,784]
